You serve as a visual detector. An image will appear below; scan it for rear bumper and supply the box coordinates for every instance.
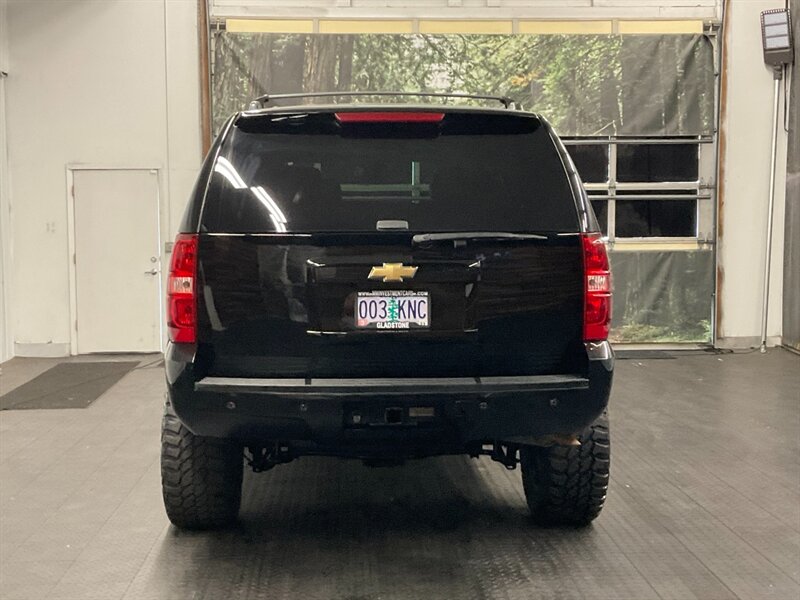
[165,342,613,453]
[195,374,590,396]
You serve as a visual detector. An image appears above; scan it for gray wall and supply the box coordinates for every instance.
[783,5,799,350]
[3,0,201,357]
[716,1,789,347]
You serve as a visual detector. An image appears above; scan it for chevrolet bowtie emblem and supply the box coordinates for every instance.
[368,263,418,283]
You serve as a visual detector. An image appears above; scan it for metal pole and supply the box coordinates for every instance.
[760,68,783,352]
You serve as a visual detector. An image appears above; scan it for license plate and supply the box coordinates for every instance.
[356,291,429,330]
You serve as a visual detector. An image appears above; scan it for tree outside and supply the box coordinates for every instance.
[211,33,714,138]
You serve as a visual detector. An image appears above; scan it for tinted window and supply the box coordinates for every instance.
[566,144,608,183]
[590,199,608,234]
[201,112,578,233]
[616,199,696,237]
[617,144,698,182]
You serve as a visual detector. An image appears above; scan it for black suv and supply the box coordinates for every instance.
[161,93,613,530]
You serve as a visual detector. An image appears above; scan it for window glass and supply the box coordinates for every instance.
[617,144,699,182]
[202,112,580,233]
[615,198,696,237]
[565,144,608,183]
[590,199,608,234]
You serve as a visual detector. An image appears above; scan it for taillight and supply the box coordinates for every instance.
[167,234,198,343]
[581,233,612,341]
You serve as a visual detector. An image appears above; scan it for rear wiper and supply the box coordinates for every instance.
[412,231,548,244]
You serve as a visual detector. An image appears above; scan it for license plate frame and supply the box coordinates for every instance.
[355,291,430,330]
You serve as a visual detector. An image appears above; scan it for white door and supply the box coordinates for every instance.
[73,169,162,353]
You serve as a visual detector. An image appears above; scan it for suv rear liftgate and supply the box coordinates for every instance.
[161,92,613,530]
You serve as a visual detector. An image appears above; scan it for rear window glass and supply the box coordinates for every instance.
[201,112,578,233]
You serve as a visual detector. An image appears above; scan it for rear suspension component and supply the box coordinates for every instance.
[246,442,294,472]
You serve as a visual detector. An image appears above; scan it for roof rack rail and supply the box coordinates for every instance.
[247,91,516,110]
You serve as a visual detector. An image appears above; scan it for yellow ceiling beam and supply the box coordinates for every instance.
[319,20,414,34]
[617,20,704,34]
[518,21,613,35]
[225,19,705,36]
[418,20,513,34]
[226,19,314,34]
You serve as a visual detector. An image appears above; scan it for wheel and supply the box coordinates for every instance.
[160,403,243,530]
[520,412,610,526]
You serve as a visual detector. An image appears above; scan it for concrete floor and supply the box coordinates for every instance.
[0,349,798,600]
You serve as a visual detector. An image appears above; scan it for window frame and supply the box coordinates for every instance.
[562,136,715,247]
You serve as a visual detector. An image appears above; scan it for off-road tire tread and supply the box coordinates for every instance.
[520,412,610,526]
[160,404,243,530]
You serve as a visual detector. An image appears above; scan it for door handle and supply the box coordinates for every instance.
[144,268,160,275]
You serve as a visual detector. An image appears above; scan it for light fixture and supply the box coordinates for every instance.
[760,9,794,67]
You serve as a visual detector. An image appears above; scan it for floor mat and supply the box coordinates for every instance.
[0,361,139,410]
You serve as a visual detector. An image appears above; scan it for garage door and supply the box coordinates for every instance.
[207,25,717,343]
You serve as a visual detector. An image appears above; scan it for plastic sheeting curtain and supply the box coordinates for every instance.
[609,250,713,343]
[211,33,715,137]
